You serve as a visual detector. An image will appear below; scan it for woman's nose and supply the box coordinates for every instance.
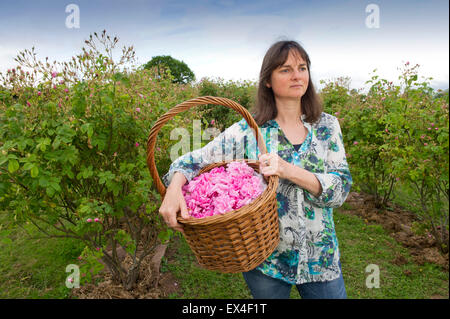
[291,69,302,79]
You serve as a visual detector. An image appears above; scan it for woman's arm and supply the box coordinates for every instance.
[302,117,353,208]
[282,164,323,197]
[259,116,352,208]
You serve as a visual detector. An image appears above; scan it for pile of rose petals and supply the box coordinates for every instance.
[182,161,267,219]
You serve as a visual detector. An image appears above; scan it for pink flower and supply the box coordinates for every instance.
[51,71,57,78]
[420,135,425,139]
[135,142,139,147]
[136,107,141,112]
[435,127,438,130]
[210,119,215,125]
[77,256,82,260]
[96,247,100,251]
[86,218,92,223]
[353,141,358,145]
[430,123,435,126]
[64,88,69,93]
[113,152,118,156]
[428,127,431,130]
[406,61,410,65]
[424,143,428,146]
[37,91,41,96]
[68,278,73,283]
[94,218,100,223]
[26,101,31,107]
[181,161,266,219]
[385,129,389,133]
[334,112,340,116]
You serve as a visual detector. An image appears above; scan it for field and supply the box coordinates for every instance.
[0,31,448,299]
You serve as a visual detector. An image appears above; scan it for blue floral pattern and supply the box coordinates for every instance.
[162,112,352,284]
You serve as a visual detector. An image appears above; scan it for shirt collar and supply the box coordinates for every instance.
[262,114,311,131]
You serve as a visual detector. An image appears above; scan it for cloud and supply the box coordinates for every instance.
[0,0,447,91]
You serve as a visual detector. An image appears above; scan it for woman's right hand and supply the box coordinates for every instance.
[159,174,190,233]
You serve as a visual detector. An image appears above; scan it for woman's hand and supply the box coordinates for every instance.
[159,179,190,233]
[259,153,323,197]
[258,153,290,179]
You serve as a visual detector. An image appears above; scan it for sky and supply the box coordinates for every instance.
[0,0,448,92]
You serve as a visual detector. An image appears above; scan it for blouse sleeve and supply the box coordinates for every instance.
[161,119,249,187]
[303,117,353,208]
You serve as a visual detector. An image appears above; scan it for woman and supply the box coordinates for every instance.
[159,40,352,299]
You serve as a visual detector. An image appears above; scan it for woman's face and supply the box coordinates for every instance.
[267,50,309,101]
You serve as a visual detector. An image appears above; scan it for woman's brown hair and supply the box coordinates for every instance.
[250,40,323,125]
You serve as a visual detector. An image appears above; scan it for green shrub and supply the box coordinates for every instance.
[0,31,196,290]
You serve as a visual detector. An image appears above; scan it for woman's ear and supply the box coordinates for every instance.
[266,82,271,88]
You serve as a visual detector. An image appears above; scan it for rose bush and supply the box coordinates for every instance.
[196,77,257,132]
[320,65,449,253]
[0,31,197,290]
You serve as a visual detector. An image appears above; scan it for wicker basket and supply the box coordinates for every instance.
[146,96,279,273]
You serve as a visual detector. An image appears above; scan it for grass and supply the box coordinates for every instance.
[0,212,85,299]
[161,233,252,299]
[163,206,449,299]
[335,209,448,299]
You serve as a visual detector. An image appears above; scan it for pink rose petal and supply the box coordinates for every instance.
[182,161,266,219]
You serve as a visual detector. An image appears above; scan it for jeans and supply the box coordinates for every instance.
[242,261,347,299]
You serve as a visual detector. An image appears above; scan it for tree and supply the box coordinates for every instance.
[143,55,195,84]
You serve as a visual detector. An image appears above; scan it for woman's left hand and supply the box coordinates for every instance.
[258,153,289,179]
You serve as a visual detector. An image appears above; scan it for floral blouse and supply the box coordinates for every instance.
[162,112,353,285]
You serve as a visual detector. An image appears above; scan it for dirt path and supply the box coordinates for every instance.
[342,192,448,272]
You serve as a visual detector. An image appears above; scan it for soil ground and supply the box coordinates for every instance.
[343,192,448,272]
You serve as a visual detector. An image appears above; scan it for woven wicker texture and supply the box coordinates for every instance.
[146,96,279,273]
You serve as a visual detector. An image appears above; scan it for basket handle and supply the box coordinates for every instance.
[146,96,269,197]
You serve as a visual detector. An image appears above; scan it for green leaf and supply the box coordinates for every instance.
[50,182,61,192]
[81,123,94,138]
[23,162,34,170]
[30,166,39,178]
[39,176,49,187]
[8,160,19,173]
[46,187,55,197]
[52,137,61,149]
